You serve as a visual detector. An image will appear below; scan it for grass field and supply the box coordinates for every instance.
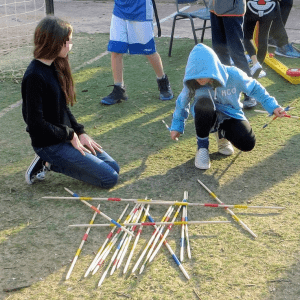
[0,33,300,300]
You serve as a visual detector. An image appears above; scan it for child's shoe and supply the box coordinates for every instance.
[275,44,300,58]
[215,132,234,156]
[243,95,257,109]
[101,85,128,105]
[258,69,266,78]
[250,62,263,79]
[195,148,210,169]
[25,155,49,184]
[157,75,174,100]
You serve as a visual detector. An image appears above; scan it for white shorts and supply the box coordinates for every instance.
[107,14,156,55]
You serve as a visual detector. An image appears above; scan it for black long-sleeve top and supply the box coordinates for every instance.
[22,59,85,148]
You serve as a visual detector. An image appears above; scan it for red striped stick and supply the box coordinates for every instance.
[65,204,100,280]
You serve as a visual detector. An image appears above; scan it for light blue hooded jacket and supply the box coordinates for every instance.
[170,44,280,134]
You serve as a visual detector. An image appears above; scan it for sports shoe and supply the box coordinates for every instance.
[25,155,49,184]
[195,148,210,170]
[250,62,263,79]
[101,85,128,105]
[215,132,234,156]
[258,69,267,79]
[157,75,174,100]
[243,95,257,109]
[275,44,300,58]
[268,37,278,48]
[245,54,252,64]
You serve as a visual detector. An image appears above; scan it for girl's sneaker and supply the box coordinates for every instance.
[258,69,266,78]
[215,132,234,156]
[25,155,49,184]
[250,62,263,79]
[195,148,211,169]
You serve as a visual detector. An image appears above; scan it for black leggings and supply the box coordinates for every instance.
[243,18,273,64]
[194,98,256,152]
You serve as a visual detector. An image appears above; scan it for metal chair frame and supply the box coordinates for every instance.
[168,0,211,57]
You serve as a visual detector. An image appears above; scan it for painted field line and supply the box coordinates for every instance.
[0,7,188,119]
[73,50,109,72]
[153,5,190,26]
[0,50,109,119]
[0,100,22,119]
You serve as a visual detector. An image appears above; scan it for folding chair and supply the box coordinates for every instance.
[168,0,211,57]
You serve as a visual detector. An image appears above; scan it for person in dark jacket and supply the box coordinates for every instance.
[208,0,257,108]
[22,16,119,188]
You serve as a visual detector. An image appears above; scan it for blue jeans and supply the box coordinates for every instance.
[210,13,251,77]
[33,142,120,189]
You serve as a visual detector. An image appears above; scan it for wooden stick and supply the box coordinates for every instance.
[197,179,257,238]
[69,220,230,228]
[43,196,284,209]
[62,189,134,237]
[65,203,100,280]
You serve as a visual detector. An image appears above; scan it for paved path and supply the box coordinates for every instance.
[53,0,300,43]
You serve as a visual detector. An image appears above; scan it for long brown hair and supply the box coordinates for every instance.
[33,16,76,106]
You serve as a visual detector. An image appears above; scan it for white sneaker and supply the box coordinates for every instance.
[258,69,266,78]
[250,62,263,79]
[215,132,234,156]
[195,148,211,169]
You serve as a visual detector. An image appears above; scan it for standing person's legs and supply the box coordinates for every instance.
[243,17,262,77]
[101,15,128,105]
[34,143,120,188]
[222,16,251,76]
[219,118,256,152]
[111,52,124,86]
[268,3,289,46]
[256,20,273,64]
[210,13,231,66]
[146,52,164,78]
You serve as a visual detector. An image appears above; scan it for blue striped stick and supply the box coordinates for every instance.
[184,197,192,259]
[123,205,150,274]
[180,191,188,262]
[108,206,141,276]
[91,204,139,275]
[149,201,184,263]
[145,210,190,280]
[64,188,133,237]
[139,206,174,274]
[113,205,144,272]
[131,206,173,274]
[84,203,129,277]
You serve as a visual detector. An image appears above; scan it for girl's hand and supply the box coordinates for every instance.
[79,133,103,155]
[273,107,287,118]
[170,130,180,141]
[71,133,91,156]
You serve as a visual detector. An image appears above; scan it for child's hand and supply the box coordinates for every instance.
[273,107,287,118]
[170,130,180,141]
[71,133,91,156]
[79,133,103,155]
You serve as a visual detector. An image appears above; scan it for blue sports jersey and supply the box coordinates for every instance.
[113,0,153,21]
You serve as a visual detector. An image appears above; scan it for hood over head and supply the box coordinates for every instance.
[184,44,228,88]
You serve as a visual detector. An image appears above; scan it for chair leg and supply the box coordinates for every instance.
[168,17,177,57]
[188,16,198,45]
[200,20,206,43]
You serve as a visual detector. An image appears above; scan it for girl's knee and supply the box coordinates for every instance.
[240,136,256,152]
[100,172,119,189]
